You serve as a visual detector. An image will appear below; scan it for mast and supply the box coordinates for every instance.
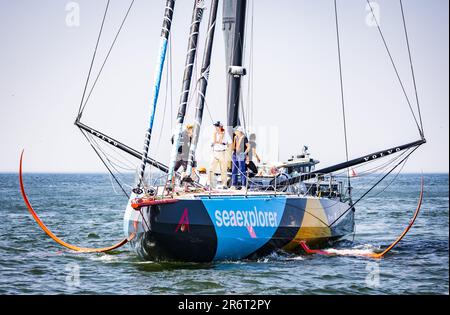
[136,0,175,189]
[223,0,247,133]
[166,0,206,183]
[185,0,220,178]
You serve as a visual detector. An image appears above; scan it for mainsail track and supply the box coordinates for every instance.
[19,151,133,253]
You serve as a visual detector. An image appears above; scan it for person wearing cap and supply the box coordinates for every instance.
[209,121,229,188]
[171,124,197,175]
[231,126,250,189]
[246,133,261,177]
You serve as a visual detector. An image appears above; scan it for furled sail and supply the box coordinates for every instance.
[223,0,247,132]
[166,0,206,184]
[136,0,175,190]
[185,0,220,177]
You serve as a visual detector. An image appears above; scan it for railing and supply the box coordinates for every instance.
[222,159,349,200]
[137,164,351,202]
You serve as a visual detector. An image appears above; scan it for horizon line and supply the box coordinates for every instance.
[2,171,448,175]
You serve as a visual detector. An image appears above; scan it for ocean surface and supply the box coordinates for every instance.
[0,173,448,295]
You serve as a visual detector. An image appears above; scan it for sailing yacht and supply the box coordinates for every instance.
[19,0,426,262]
[120,0,424,262]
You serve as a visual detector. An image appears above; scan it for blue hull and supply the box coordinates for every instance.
[124,194,355,262]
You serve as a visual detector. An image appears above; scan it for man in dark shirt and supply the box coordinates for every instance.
[171,124,197,173]
[246,133,261,177]
[231,126,249,189]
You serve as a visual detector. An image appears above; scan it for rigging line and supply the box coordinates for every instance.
[87,133,136,170]
[87,133,134,189]
[202,93,215,123]
[188,22,204,121]
[107,167,122,196]
[86,131,133,171]
[152,33,174,190]
[239,28,249,130]
[156,39,171,152]
[332,148,409,178]
[333,150,411,204]
[369,150,410,198]
[250,0,255,128]
[306,151,411,212]
[248,0,255,128]
[98,144,137,171]
[84,129,138,169]
[85,131,132,189]
[323,154,411,208]
[353,151,409,176]
[148,36,172,185]
[323,154,411,222]
[243,0,250,128]
[226,30,245,129]
[77,0,111,119]
[186,49,208,124]
[251,0,255,128]
[80,128,130,199]
[183,42,201,125]
[328,149,412,199]
[242,0,250,63]
[79,0,135,117]
[88,152,134,191]
[400,0,424,136]
[169,33,174,131]
[88,133,136,174]
[365,0,422,136]
[237,31,246,128]
[239,87,247,131]
[334,0,351,191]
[185,78,200,124]
[242,0,255,129]
[328,144,421,227]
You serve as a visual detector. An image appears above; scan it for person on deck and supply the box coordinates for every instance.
[171,124,197,176]
[231,126,250,189]
[209,121,230,189]
[246,133,261,177]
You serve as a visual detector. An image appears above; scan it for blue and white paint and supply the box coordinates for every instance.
[201,196,287,260]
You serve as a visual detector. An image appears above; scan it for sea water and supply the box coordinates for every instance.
[0,173,447,294]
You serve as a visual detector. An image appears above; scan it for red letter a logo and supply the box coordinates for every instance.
[175,208,190,233]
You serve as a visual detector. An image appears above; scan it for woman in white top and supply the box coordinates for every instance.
[209,121,229,188]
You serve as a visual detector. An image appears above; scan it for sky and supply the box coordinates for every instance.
[0,0,448,173]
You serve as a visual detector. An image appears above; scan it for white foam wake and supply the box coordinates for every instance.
[323,244,379,256]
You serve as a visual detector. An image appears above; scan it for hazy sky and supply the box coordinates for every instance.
[0,0,448,173]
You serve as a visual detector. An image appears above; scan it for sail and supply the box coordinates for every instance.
[166,0,206,184]
[223,0,247,132]
[136,0,175,189]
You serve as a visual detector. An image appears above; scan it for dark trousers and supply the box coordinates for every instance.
[174,159,197,172]
[231,153,247,187]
